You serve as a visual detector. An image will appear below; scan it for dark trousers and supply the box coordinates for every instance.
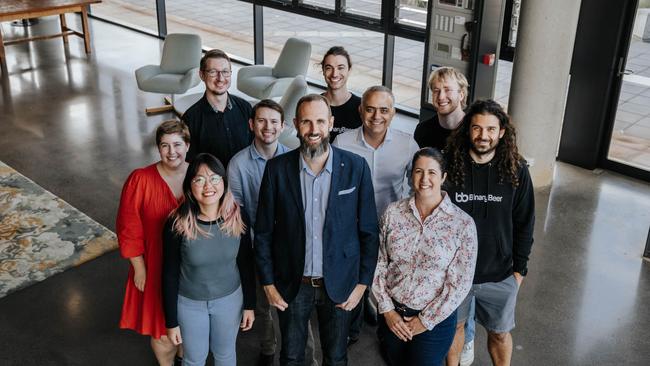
[277,282,351,366]
[348,289,368,339]
[378,310,457,366]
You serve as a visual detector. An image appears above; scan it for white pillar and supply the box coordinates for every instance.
[508,0,582,187]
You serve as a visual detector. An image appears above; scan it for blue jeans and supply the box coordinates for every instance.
[177,288,242,366]
[464,299,475,343]
[277,282,351,366]
[378,310,457,366]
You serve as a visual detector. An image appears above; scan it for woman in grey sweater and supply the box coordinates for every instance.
[162,153,256,366]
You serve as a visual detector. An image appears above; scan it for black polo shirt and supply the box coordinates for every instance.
[182,93,253,167]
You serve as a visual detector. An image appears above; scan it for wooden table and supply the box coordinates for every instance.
[0,0,102,61]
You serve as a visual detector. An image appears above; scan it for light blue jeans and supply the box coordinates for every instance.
[177,287,243,366]
[464,299,476,343]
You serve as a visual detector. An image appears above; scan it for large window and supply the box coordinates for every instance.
[91,0,429,113]
[393,36,424,110]
[395,0,428,29]
[92,0,158,34]
[263,7,384,96]
[166,0,254,62]
[345,0,381,18]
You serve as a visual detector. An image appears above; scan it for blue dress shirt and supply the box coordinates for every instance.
[299,148,334,277]
[228,142,289,231]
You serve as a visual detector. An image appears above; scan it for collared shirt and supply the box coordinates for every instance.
[227,142,289,231]
[183,92,253,167]
[299,148,334,277]
[372,194,478,330]
[333,127,419,217]
[208,96,233,113]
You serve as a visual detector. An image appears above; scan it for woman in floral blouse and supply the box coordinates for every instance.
[372,147,477,366]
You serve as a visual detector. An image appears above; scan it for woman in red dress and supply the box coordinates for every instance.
[117,120,190,365]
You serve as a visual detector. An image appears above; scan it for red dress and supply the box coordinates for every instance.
[117,163,180,339]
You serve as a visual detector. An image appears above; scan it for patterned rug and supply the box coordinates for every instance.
[0,161,117,298]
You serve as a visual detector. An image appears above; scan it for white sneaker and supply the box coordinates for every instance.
[459,340,474,366]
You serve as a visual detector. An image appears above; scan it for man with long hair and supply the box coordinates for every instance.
[444,100,535,366]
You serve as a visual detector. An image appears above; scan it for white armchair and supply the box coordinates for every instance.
[135,33,202,115]
[237,37,312,100]
[278,75,309,149]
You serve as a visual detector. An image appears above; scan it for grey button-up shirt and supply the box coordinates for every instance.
[228,142,289,231]
[299,149,334,277]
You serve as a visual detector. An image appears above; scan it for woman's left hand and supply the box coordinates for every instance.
[404,315,427,336]
[240,309,255,331]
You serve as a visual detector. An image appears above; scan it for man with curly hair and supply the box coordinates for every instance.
[444,99,535,366]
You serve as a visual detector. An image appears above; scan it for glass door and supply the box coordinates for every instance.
[606,2,650,172]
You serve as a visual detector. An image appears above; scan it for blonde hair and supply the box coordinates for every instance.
[428,67,469,108]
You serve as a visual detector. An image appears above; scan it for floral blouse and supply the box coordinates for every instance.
[372,193,477,330]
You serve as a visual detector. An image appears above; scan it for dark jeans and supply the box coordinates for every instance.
[348,289,368,339]
[277,282,351,366]
[378,309,457,366]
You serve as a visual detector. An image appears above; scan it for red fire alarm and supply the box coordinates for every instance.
[482,53,496,66]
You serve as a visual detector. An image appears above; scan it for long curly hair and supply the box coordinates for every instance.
[445,100,523,188]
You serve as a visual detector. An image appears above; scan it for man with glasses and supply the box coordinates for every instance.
[183,49,253,167]
[414,67,469,153]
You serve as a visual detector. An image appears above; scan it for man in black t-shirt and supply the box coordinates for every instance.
[320,46,363,142]
[413,67,468,152]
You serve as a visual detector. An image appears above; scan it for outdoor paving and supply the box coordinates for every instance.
[610,33,650,170]
[91,0,649,170]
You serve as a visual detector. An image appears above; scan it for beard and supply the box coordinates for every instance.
[208,88,227,96]
[470,138,499,157]
[299,133,329,160]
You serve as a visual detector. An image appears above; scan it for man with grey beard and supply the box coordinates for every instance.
[255,94,380,366]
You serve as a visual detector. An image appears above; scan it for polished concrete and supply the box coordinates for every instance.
[1,16,650,366]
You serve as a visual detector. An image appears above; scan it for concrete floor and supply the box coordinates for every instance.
[1,16,650,366]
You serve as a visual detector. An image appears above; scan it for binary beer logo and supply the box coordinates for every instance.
[455,192,503,203]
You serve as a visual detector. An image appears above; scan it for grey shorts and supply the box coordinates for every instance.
[457,275,520,333]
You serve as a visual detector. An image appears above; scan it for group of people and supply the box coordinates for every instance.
[116,45,535,366]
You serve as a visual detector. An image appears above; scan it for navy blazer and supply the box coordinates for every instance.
[254,146,379,304]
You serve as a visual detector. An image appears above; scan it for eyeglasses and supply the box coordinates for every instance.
[191,175,223,187]
[432,88,459,96]
[203,69,232,78]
